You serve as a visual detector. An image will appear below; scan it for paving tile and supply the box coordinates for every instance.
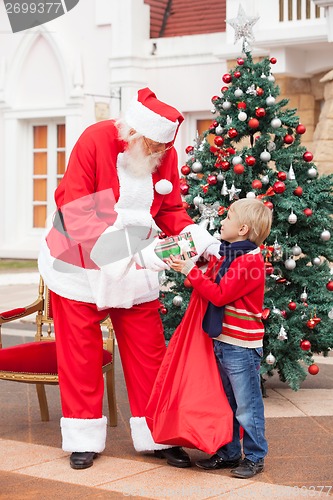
[215,481,323,499]
[16,454,163,487]
[101,465,252,499]
[0,440,64,471]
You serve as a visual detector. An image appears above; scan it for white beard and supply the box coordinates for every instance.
[124,140,162,177]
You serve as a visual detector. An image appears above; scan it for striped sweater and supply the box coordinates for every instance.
[187,248,265,348]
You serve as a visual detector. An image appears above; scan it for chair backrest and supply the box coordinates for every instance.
[35,277,115,352]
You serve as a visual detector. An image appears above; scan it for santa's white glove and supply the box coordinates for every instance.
[203,241,221,259]
[133,237,169,272]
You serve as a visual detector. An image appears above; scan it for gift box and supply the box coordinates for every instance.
[155,233,197,262]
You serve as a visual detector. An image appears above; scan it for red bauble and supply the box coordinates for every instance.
[261,308,271,320]
[184,278,192,288]
[326,280,333,291]
[222,73,232,83]
[284,134,294,144]
[281,310,287,319]
[185,145,194,154]
[211,95,220,103]
[234,164,245,175]
[248,118,259,129]
[182,201,190,209]
[245,156,256,166]
[214,136,224,146]
[180,183,189,195]
[303,208,313,217]
[270,57,277,64]
[300,340,311,351]
[233,70,241,78]
[308,364,319,375]
[306,319,316,329]
[160,306,168,315]
[237,102,247,109]
[273,181,286,194]
[264,201,274,210]
[181,165,191,175]
[228,128,238,138]
[159,232,167,239]
[207,174,217,185]
[296,124,306,134]
[293,186,303,196]
[277,171,287,181]
[226,147,236,155]
[252,179,262,189]
[256,87,264,96]
[265,263,274,275]
[255,107,266,118]
[288,301,297,311]
[220,161,230,171]
[237,57,244,65]
[303,151,313,162]
[221,86,229,92]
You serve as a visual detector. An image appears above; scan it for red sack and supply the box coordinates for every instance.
[145,289,233,454]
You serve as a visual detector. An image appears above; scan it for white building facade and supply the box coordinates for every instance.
[0,0,332,258]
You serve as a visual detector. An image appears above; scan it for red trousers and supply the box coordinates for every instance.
[51,293,166,419]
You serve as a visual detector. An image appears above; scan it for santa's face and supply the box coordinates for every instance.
[125,136,165,177]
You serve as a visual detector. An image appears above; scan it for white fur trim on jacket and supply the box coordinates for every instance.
[181,224,219,262]
[130,417,172,452]
[125,99,178,143]
[61,416,107,453]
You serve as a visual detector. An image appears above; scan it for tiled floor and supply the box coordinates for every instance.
[0,276,333,499]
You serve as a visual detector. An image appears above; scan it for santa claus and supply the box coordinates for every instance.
[38,88,219,469]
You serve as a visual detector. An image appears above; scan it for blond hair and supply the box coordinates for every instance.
[229,198,272,246]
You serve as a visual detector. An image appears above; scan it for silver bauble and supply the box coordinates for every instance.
[246,191,256,199]
[267,74,275,82]
[266,95,276,106]
[328,308,333,320]
[261,175,269,185]
[260,150,271,162]
[271,117,282,128]
[215,125,224,135]
[172,295,183,307]
[312,257,321,266]
[285,258,296,270]
[193,195,203,207]
[222,100,231,110]
[320,230,331,241]
[192,160,203,173]
[238,111,248,122]
[307,167,317,179]
[266,353,276,365]
[292,245,302,256]
[288,212,298,224]
[211,107,216,114]
[300,292,308,302]
[217,173,225,182]
[234,88,243,97]
[232,156,243,165]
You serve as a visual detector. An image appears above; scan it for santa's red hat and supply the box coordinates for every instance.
[125,88,184,144]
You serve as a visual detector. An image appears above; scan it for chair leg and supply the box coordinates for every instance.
[105,368,117,426]
[36,383,50,422]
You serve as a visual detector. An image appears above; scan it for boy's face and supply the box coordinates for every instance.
[220,208,248,243]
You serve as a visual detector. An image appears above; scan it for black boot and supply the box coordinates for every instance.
[154,447,191,468]
[70,452,97,469]
[195,454,241,470]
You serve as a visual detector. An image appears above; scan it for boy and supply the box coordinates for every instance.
[168,198,272,478]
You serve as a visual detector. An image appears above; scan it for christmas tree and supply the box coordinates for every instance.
[160,12,333,391]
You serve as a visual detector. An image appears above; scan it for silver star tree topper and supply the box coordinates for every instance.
[227,4,259,52]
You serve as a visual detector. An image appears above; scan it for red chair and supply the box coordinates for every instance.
[0,277,117,426]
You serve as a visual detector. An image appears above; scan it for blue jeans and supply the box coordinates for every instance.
[213,341,268,463]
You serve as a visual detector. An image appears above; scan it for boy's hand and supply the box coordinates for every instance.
[167,254,195,275]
